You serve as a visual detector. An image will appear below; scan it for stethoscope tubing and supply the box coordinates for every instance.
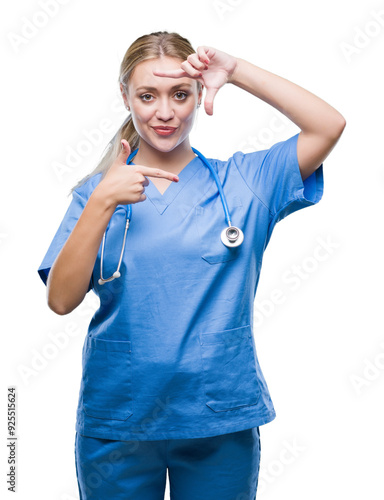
[191,147,232,227]
[126,147,232,226]
[98,147,243,285]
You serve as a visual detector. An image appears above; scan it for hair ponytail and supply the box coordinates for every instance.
[69,113,139,194]
[69,31,201,195]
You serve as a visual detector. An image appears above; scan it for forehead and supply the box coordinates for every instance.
[128,56,194,90]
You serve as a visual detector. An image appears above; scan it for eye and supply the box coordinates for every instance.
[140,93,153,102]
[174,91,188,101]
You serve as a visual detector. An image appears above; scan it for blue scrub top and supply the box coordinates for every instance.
[38,133,324,441]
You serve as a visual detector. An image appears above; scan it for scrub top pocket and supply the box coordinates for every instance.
[200,325,260,412]
[82,336,133,421]
[194,195,244,264]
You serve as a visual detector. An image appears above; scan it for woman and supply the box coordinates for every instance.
[38,31,345,499]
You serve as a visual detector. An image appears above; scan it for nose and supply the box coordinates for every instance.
[155,98,175,121]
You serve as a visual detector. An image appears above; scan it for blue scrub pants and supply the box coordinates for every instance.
[74,427,261,499]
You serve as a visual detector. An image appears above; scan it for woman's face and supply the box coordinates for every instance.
[122,56,202,154]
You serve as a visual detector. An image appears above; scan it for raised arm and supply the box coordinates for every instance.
[228,58,346,180]
[153,46,346,181]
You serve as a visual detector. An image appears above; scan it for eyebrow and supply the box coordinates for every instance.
[135,84,194,93]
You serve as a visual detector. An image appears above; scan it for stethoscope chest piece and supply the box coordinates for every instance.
[221,225,244,248]
[98,146,245,285]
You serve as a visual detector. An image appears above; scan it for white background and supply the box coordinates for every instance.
[2,0,384,498]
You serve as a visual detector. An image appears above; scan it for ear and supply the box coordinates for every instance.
[198,84,204,105]
[120,83,129,108]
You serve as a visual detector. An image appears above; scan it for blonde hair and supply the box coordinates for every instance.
[70,31,202,193]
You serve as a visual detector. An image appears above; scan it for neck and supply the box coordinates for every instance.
[133,140,196,174]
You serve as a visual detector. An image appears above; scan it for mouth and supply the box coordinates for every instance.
[152,126,177,136]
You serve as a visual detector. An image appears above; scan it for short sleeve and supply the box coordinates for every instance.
[37,188,93,292]
[232,132,324,225]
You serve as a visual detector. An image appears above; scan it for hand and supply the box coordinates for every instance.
[97,140,179,206]
[153,46,238,116]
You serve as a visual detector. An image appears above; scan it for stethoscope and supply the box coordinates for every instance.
[98,147,244,285]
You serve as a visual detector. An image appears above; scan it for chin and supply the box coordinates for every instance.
[148,137,183,153]
[150,142,177,153]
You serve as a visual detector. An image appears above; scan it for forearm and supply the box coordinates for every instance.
[229,57,345,137]
[46,185,116,315]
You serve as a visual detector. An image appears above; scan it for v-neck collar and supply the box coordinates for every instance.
[130,156,201,214]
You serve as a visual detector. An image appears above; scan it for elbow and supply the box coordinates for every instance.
[46,269,77,315]
[330,112,347,140]
[47,289,84,315]
[47,296,74,316]
[46,284,76,315]
[337,113,347,134]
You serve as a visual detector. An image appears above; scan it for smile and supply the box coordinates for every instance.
[152,126,177,136]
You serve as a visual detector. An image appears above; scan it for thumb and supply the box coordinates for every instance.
[120,139,131,163]
[204,87,219,116]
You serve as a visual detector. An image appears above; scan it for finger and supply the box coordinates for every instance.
[196,46,210,65]
[120,139,131,163]
[135,165,179,182]
[137,193,147,203]
[152,68,188,78]
[180,60,203,78]
[187,53,207,71]
[204,87,219,116]
[197,46,215,62]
